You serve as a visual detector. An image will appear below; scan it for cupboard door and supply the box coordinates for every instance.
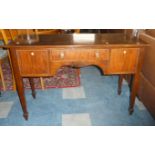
[17,49,50,76]
[108,48,139,74]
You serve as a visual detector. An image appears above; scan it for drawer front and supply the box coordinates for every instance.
[17,49,50,76]
[107,48,139,74]
[50,48,109,62]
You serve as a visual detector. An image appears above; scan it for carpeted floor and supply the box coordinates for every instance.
[0,66,155,126]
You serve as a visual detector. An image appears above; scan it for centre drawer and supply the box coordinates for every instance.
[50,48,109,61]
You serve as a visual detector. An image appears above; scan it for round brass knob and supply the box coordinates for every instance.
[123,50,127,54]
[95,52,100,58]
[60,52,64,59]
[31,52,34,56]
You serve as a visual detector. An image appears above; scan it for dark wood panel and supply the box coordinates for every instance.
[107,48,139,74]
[17,49,50,76]
[50,48,109,61]
[4,33,147,48]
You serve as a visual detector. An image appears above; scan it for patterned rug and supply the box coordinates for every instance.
[0,61,80,90]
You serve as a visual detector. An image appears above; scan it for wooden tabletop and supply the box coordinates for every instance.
[1,33,147,48]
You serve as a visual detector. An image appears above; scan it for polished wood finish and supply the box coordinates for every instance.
[9,47,28,120]
[1,33,147,120]
[107,48,139,74]
[129,48,145,114]
[17,49,50,76]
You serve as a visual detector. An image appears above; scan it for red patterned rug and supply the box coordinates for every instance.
[0,61,81,90]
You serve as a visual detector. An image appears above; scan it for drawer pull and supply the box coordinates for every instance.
[123,50,127,54]
[60,52,65,59]
[31,52,34,56]
[95,52,100,58]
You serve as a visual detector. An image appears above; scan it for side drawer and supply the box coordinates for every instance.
[17,49,50,76]
[107,48,139,74]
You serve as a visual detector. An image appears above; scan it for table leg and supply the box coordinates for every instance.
[118,75,124,95]
[28,78,36,99]
[16,77,29,120]
[9,48,29,120]
[129,73,140,115]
